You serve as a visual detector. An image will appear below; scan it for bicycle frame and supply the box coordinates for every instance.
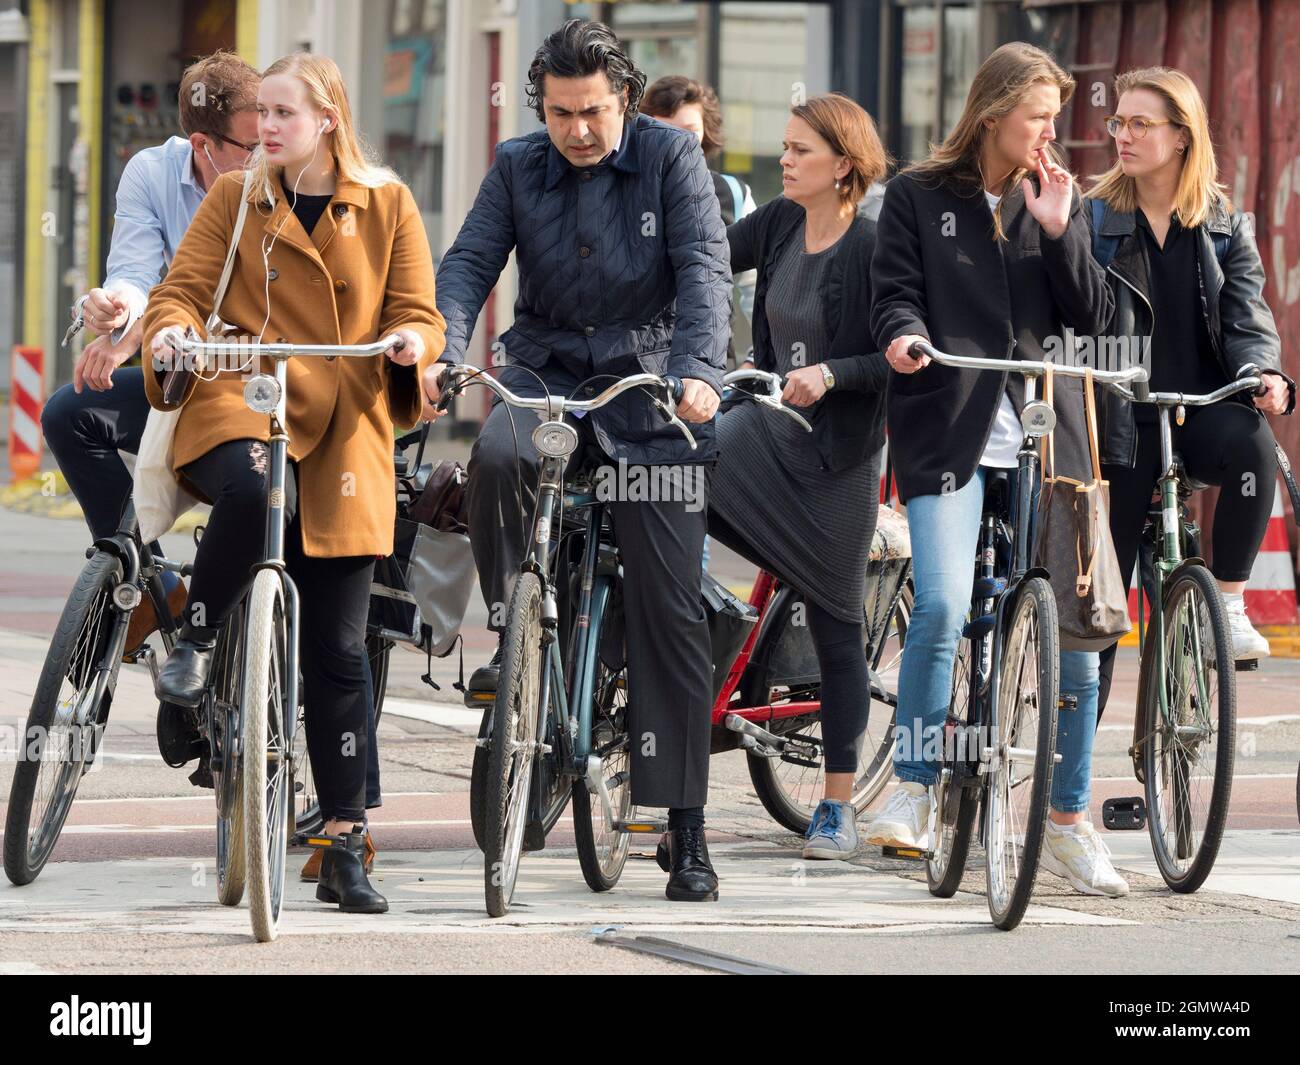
[1113,372,1262,759]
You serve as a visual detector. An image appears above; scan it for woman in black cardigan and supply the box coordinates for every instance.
[867,43,1129,898]
[709,93,889,860]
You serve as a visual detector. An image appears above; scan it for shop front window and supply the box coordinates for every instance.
[899,4,938,163]
[383,0,447,258]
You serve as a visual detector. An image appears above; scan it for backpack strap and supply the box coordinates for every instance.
[721,173,745,226]
[1088,197,1121,269]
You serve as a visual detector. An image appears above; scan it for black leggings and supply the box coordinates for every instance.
[181,439,375,823]
[708,512,870,775]
[1097,401,1277,718]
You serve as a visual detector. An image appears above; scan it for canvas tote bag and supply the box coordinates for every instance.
[134,169,254,543]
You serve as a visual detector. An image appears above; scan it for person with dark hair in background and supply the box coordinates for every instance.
[432,20,732,902]
[643,75,756,367]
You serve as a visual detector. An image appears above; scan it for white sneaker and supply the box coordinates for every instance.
[1222,593,1270,660]
[862,781,932,849]
[1040,820,1130,897]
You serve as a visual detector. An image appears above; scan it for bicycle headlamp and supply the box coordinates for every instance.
[244,373,282,414]
[1020,400,1056,438]
[532,420,579,459]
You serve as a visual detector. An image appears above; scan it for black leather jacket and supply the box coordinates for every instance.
[1090,196,1295,468]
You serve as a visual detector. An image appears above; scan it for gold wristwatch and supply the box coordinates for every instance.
[820,363,836,391]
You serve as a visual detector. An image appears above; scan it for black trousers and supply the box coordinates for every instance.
[180,439,377,823]
[466,402,715,809]
[707,512,871,775]
[42,369,168,561]
[1097,402,1277,718]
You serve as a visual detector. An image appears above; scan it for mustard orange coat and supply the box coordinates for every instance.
[142,170,446,557]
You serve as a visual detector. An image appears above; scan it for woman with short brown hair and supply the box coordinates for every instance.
[707,92,891,859]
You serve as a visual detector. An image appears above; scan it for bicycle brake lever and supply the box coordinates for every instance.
[760,395,812,432]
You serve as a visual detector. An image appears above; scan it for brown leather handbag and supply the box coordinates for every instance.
[1033,366,1132,652]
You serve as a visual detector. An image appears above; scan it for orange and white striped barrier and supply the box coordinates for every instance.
[1126,478,1298,625]
[1244,480,1298,624]
[7,347,44,483]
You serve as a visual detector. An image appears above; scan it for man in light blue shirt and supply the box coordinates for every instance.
[42,52,260,655]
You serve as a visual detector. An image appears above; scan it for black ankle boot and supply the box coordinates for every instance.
[316,826,388,914]
[155,623,221,708]
[662,826,719,902]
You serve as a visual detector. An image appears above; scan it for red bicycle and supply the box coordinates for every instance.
[705,369,912,835]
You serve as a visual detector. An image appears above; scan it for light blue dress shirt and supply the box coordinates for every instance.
[102,135,208,337]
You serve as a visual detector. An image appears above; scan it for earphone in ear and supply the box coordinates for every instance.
[319,118,329,134]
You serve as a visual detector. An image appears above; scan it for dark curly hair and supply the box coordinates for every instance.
[643,75,725,157]
[526,19,646,122]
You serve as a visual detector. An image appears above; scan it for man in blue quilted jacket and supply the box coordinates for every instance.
[433,19,731,902]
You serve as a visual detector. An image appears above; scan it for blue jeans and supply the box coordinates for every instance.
[892,466,1098,813]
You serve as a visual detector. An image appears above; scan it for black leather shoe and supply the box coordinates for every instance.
[316,825,389,914]
[662,826,719,902]
[155,623,221,708]
[468,638,504,694]
[156,700,204,768]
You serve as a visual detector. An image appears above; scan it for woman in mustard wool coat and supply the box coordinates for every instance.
[143,53,445,913]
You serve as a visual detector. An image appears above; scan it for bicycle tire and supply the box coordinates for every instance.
[242,570,293,941]
[927,636,979,897]
[1141,564,1235,893]
[984,576,1058,931]
[209,607,246,906]
[572,662,631,892]
[483,572,543,917]
[4,551,124,885]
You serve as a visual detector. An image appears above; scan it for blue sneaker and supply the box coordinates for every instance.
[802,799,860,860]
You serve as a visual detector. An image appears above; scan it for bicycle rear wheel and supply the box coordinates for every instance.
[927,636,979,897]
[483,572,543,917]
[573,662,632,892]
[1141,564,1235,893]
[4,551,124,885]
[207,606,246,906]
[745,585,911,835]
[984,577,1058,931]
[242,570,294,941]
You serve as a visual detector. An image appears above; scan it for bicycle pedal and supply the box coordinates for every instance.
[1101,796,1147,831]
[1058,694,1078,710]
[972,576,1008,598]
[614,818,668,834]
[962,615,996,639]
[882,845,933,861]
[780,751,821,770]
[188,761,215,790]
[1234,658,1260,672]
[463,689,496,708]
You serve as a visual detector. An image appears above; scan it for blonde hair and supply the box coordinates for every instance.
[906,42,1075,240]
[1085,66,1229,228]
[245,52,400,205]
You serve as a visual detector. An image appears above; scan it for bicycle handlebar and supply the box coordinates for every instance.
[434,364,698,451]
[174,332,404,359]
[721,367,813,433]
[906,340,1148,398]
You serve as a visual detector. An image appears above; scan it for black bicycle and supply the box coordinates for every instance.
[912,342,1146,930]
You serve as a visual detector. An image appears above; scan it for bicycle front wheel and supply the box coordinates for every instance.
[242,570,294,941]
[984,577,1058,931]
[483,572,543,917]
[1141,564,1235,893]
[4,551,124,885]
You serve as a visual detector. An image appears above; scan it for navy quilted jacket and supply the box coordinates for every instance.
[435,113,732,465]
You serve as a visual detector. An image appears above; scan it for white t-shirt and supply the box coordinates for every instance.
[980,190,1023,469]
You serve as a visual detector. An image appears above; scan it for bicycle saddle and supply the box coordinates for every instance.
[1171,453,1211,493]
